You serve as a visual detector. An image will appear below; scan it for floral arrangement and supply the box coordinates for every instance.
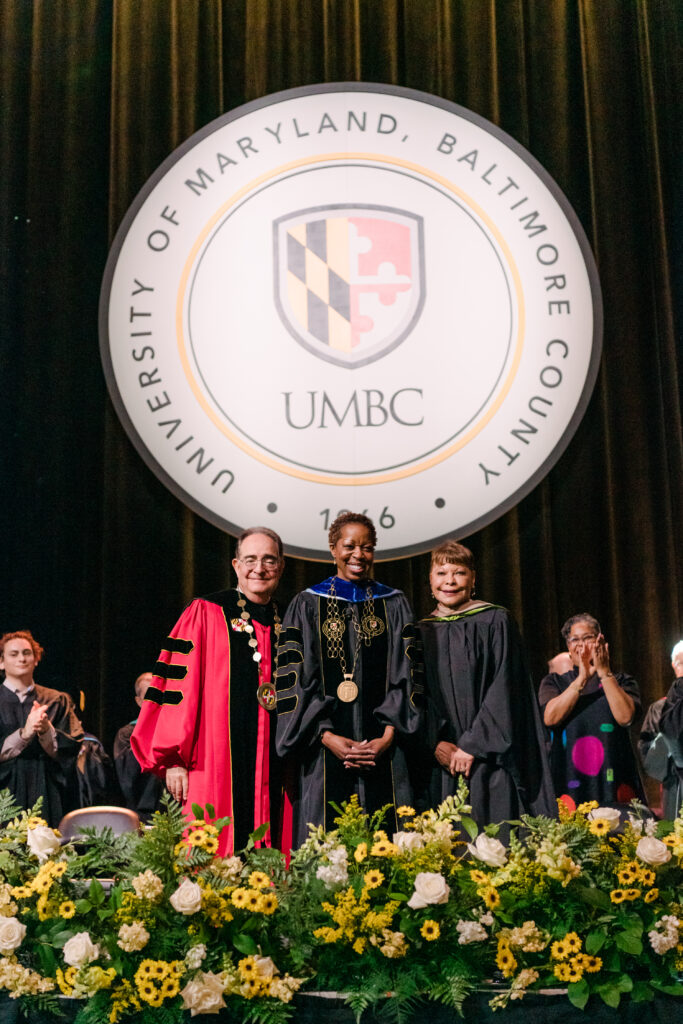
[0,784,681,1022]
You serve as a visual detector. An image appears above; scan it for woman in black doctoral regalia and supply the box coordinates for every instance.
[0,631,83,826]
[418,541,555,831]
[275,512,422,846]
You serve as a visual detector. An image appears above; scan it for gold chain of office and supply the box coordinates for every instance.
[237,595,281,710]
[322,579,385,702]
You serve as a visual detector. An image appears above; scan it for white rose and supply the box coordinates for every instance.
[0,917,26,954]
[407,872,450,909]
[253,956,277,981]
[636,837,671,865]
[393,831,424,852]
[180,972,227,1016]
[169,878,203,915]
[63,931,100,967]
[588,807,621,828]
[467,834,507,867]
[26,825,61,862]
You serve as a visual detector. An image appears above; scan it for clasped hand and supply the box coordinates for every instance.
[322,728,394,770]
[435,739,474,778]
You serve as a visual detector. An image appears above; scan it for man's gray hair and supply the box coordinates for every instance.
[235,527,284,560]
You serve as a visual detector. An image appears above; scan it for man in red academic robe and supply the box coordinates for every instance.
[131,528,291,855]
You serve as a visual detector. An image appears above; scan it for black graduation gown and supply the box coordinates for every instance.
[539,666,645,810]
[419,605,555,829]
[275,580,422,845]
[0,684,84,826]
[114,722,164,820]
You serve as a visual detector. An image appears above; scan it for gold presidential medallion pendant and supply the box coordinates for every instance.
[337,674,359,703]
[361,613,385,639]
[257,682,277,711]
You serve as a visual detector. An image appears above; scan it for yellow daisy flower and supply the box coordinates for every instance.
[364,870,384,890]
[589,818,611,836]
[550,940,569,960]
[617,862,639,885]
[244,889,262,911]
[495,942,517,976]
[567,957,584,981]
[59,900,76,919]
[470,869,489,885]
[354,843,368,863]
[644,888,659,903]
[639,868,656,886]
[52,862,67,877]
[259,893,278,914]
[203,836,218,855]
[481,886,500,910]
[231,887,249,908]
[421,920,440,941]
[563,932,581,953]
[248,871,271,889]
[136,959,156,979]
[397,806,415,817]
[370,840,398,857]
[238,957,257,977]
[187,831,204,847]
[583,955,602,973]
[554,962,572,982]
[610,889,626,904]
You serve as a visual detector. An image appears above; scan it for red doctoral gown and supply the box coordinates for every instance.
[131,589,291,855]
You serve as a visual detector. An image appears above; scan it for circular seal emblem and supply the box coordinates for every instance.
[100,83,602,560]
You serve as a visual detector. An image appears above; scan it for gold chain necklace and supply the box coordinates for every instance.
[236,594,281,710]
[321,578,385,702]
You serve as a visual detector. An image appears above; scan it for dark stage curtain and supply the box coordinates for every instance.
[1,1,681,757]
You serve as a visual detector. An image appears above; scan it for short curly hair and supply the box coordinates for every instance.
[429,540,475,571]
[328,512,377,549]
[560,613,601,645]
[0,630,44,664]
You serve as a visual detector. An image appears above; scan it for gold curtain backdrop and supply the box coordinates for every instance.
[0,0,681,752]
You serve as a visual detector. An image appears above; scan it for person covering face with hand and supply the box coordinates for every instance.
[539,614,645,811]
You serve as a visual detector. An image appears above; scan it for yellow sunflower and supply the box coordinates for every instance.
[470,869,489,885]
[610,889,626,904]
[639,868,656,886]
[563,932,582,953]
[481,886,500,910]
[244,889,262,911]
[59,900,76,919]
[623,888,641,901]
[617,862,639,885]
[231,887,249,908]
[644,888,659,903]
[583,955,602,973]
[249,871,271,889]
[238,957,257,978]
[554,962,572,982]
[364,870,384,890]
[495,942,517,976]
[550,939,569,960]
[259,893,278,914]
[354,843,368,863]
[421,920,440,941]
[589,818,611,836]
[397,806,415,817]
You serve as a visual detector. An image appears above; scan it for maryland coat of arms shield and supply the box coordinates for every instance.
[273,204,425,368]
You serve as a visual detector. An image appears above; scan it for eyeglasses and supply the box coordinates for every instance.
[567,633,597,647]
[238,556,280,571]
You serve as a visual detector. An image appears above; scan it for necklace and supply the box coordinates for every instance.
[322,578,385,702]
[236,594,281,710]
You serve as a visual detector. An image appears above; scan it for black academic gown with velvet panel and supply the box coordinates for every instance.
[0,684,84,826]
